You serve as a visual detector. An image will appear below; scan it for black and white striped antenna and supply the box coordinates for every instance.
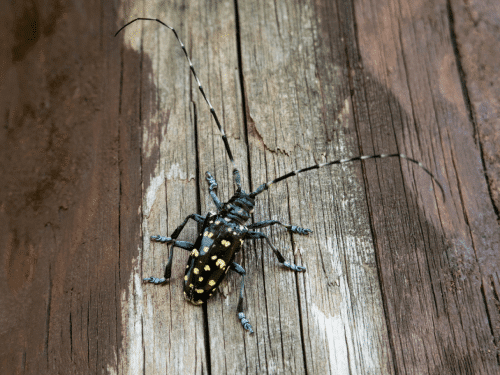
[115,18,236,169]
[249,153,445,199]
[116,19,444,201]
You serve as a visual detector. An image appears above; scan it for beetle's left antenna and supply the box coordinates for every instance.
[115,18,242,190]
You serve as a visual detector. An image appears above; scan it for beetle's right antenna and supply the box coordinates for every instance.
[249,153,445,201]
[115,18,242,190]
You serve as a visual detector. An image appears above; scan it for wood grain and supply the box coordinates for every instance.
[1,0,499,374]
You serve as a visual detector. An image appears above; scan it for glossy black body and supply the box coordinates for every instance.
[183,213,247,304]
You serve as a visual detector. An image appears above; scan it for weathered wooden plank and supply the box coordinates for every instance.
[1,0,499,374]
[239,1,395,373]
[117,1,208,373]
[116,23,145,375]
[0,1,124,374]
[449,0,500,215]
[185,2,254,373]
[353,0,500,373]
[449,0,500,365]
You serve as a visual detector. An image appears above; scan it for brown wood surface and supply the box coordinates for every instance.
[1,0,499,374]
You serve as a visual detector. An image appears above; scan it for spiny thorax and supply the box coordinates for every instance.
[221,189,255,225]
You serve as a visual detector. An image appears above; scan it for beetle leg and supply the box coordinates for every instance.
[147,213,203,284]
[168,214,206,239]
[148,238,195,279]
[150,238,195,249]
[231,262,253,333]
[205,172,223,211]
[144,240,195,284]
[245,230,306,272]
[247,220,312,235]
[143,276,169,284]
[163,240,194,280]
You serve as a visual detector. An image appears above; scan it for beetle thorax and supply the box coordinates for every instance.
[221,190,255,225]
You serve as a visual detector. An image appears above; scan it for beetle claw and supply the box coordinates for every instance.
[150,235,173,243]
[289,226,313,235]
[205,171,218,190]
[295,265,306,272]
[244,323,254,334]
[238,312,254,333]
[143,277,168,284]
[283,261,306,272]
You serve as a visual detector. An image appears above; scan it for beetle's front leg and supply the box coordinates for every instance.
[247,219,312,235]
[144,239,195,284]
[147,213,205,283]
[205,172,223,211]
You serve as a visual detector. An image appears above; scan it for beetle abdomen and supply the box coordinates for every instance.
[183,215,246,304]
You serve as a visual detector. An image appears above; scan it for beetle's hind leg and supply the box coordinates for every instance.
[247,219,312,235]
[245,230,306,272]
[231,262,253,333]
[144,240,195,284]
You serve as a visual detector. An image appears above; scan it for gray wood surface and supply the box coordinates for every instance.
[1,0,499,374]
